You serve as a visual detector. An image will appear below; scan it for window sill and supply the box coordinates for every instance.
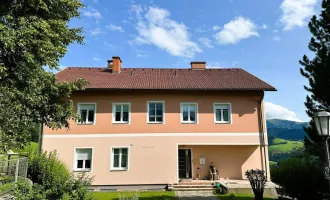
[181,121,198,124]
[147,122,164,124]
[215,121,231,124]
[110,168,128,171]
[112,122,129,124]
[77,123,95,125]
[73,169,91,172]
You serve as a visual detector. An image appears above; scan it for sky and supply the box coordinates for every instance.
[58,0,320,122]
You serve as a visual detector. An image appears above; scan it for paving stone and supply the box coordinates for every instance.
[175,191,218,200]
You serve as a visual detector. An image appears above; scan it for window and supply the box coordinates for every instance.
[111,147,129,170]
[112,103,130,123]
[75,148,92,171]
[147,102,164,123]
[181,103,198,123]
[214,103,231,123]
[78,104,96,124]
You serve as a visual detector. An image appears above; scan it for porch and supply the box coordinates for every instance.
[177,145,266,181]
[170,179,278,198]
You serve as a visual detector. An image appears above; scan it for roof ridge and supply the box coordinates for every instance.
[65,67,242,70]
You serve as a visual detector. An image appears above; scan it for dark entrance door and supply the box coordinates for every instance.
[178,149,192,179]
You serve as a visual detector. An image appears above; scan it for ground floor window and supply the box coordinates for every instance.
[111,147,129,170]
[75,148,93,171]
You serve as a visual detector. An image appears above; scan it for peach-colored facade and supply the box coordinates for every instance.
[42,90,270,185]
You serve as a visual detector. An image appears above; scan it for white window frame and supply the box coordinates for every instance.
[180,103,198,124]
[110,146,130,171]
[77,103,97,125]
[73,147,93,172]
[112,103,131,124]
[147,101,165,124]
[213,103,232,124]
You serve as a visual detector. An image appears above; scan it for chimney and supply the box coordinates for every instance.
[107,56,122,73]
[190,61,206,70]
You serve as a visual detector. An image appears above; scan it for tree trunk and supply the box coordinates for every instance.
[254,192,263,200]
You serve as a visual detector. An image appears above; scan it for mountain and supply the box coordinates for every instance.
[267,119,309,141]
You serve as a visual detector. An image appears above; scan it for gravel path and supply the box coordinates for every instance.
[175,191,218,200]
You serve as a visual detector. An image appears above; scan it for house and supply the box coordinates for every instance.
[42,56,276,188]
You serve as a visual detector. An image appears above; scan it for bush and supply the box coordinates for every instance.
[271,154,329,200]
[12,150,93,200]
[245,169,266,200]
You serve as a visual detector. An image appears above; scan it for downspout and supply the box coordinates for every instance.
[259,91,269,181]
[37,123,43,154]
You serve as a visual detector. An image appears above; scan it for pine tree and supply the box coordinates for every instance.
[300,0,330,158]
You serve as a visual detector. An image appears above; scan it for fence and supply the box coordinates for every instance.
[0,157,28,185]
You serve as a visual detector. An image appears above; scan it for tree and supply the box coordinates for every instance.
[0,0,87,151]
[300,0,330,158]
[271,155,328,200]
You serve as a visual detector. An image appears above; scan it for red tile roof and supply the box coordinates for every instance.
[56,67,276,91]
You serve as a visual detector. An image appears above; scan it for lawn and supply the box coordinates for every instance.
[92,191,175,200]
[268,139,303,154]
[217,194,277,200]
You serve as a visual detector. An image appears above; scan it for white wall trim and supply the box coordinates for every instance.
[44,132,263,138]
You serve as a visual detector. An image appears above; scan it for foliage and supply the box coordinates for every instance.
[216,194,277,200]
[0,0,87,151]
[245,169,266,200]
[14,150,93,200]
[271,154,329,200]
[269,147,303,163]
[92,191,176,200]
[299,0,330,157]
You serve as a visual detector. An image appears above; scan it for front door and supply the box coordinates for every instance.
[178,149,192,179]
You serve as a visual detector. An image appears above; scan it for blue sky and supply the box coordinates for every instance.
[59,0,320,122]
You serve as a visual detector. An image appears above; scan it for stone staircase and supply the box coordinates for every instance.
[169,180,216,191]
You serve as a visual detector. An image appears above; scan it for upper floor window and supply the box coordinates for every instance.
[180,103,198,123]
[78,103,96,124]
[147,101,164,124]
[111,147,129,171]
[112,103,130,124]
[214,103,231,124]
[74,148,93,171]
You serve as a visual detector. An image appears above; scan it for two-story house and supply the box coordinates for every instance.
[42,56,276,188]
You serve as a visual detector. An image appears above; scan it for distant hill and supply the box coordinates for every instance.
[267,119,309,141]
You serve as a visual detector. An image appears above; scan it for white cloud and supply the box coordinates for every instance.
[212,25,221,31]
[90,27,103,35]
[206,62,224,68]
[82,8,102,19]
[130,5,202,58]
[280,0,317,31]
[214,16,259,44]
[107,24,125,32]
[265,102,302,122]
[273,36,281,41]
[273,29,279,33]
[261,24,268,29]
[198,38,214,48]
[93,57,101,61]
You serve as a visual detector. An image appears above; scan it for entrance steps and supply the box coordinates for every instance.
[170,181,215,191]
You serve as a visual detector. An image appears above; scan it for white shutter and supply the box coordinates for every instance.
[76,149,92,160]
[79,104,95,110]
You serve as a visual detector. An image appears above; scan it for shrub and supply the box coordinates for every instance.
[12,150,92,200]
[271,154,329,200]
[245,169,266,200]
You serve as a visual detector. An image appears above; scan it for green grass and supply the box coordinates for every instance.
[0,183,13,195]
[268,139,303,154]
[272,138,287,144]
[269,161,277,166]
[92,191,175,200]
[217,194,277,200]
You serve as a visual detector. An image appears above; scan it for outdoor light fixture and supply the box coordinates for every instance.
[313,110,330,183]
